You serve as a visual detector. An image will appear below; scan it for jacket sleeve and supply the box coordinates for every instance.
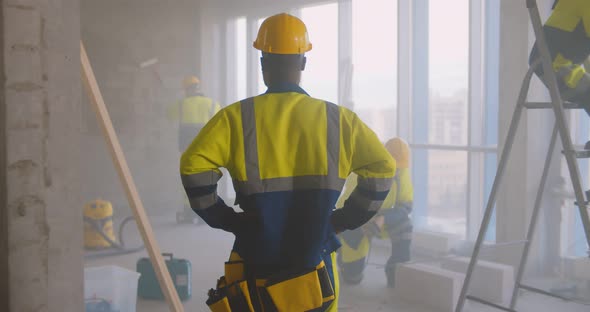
[335,174,358,209]
[180,109,241,233]
[331,109,396,233]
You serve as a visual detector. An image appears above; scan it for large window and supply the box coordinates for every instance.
[351,0,398,141]
[300,3,339,103]
[428,0,469,145]
[407,0,499,239]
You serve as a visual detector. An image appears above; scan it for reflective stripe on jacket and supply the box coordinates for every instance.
[180,84,395,276]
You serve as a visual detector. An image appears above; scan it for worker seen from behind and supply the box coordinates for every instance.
[530,0,590,147]
[336,137,413,288]
[169,76,221,223]
[180,13,396,312]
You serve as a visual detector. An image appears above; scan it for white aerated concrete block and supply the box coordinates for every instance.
[394,263,465,312]
[441,257,514,305]
[412,231,458,255]
[563,256,590,281]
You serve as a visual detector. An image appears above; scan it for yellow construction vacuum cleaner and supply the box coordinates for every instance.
[83,199,144,258]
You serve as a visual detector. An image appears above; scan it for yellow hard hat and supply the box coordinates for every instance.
[253,13,312,54]
[183,75,200,89]
[385,137,410,169]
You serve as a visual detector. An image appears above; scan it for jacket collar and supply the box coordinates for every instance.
[265,82,309,96]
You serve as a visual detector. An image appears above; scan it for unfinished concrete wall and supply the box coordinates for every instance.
[2,0,83,311]
[0,1,7,309]
[80,0,202,216]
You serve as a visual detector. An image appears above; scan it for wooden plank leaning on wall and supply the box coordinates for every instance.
[80,41,184,312]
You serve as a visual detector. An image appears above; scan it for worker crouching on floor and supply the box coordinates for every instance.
[337,137,413,288]
[179,13,396,312]
[530,0,590,148]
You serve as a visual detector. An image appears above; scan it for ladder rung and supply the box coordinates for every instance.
[574,201,589,207]
[524,101,583,109]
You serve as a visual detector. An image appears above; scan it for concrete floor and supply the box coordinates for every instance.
[85,217,589,312]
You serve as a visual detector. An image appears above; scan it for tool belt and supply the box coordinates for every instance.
[207,258,335,312]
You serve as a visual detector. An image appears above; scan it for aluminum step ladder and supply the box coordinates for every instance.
[455,1,590,311]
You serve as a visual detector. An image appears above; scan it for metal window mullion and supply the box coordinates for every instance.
[467,0,486,240]
[409,0,429,228]
[200,18,221,102]
[338,0,353,109]
[225,19,238,104]
[410,143,497,153]
[246,18,259,97]
[216,22,224,105]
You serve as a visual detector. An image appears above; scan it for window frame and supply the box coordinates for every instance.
[397,0,499,240]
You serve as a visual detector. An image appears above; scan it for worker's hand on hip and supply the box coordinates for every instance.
[232,211,261,236]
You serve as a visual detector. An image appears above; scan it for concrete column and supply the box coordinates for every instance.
[1,2,8,309]
[495,0,530,267]
[1,0,83,311]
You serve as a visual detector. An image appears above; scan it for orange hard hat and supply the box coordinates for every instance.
[183,76,200,89]
[385,137,410,169]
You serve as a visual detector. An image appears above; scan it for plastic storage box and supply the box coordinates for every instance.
[84,265,140,312]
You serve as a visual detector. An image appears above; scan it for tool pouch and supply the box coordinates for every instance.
[206,278,255,312]
[207,260,254,312]
[224,260,245,285]
[262,261,335,311]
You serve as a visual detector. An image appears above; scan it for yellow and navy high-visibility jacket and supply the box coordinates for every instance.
[530,0,590,100]
[336,168,413,213]
[180,83,396,277]
[168,94,221,151]
[168,94,221,126]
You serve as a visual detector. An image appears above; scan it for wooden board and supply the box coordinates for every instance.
[80,41,184,312]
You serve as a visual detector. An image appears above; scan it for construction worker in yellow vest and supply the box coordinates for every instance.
[336,137,413,288]
[180,13,395,312]
[169,76,221,223]
[530,0,590,148]
[169,75,221,151]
